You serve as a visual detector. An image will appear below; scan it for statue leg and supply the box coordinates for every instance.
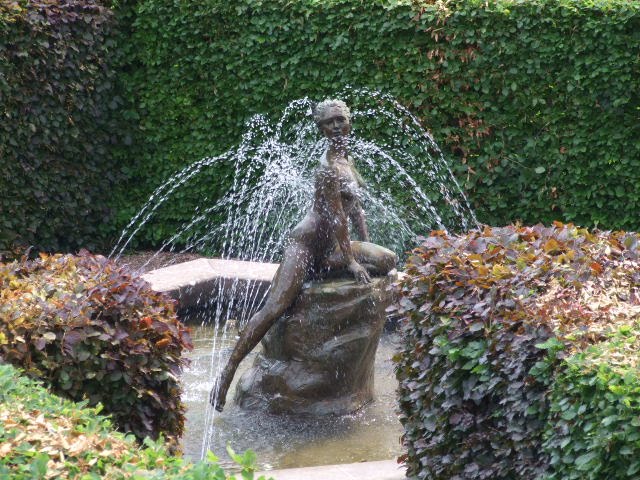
[324,241,397,276]
[210,243,311,411]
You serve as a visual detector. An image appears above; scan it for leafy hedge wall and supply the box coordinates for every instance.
[112,0,640,248]
[394,223,640,479]
[0,251,192,448]
[4,0,638,250]
[0,0,124,253]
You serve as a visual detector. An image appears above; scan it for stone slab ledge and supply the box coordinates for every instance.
[142,258,406,311]
[259,459,405,480]
[141,258,279,309]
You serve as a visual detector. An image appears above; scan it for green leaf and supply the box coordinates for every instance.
[535,337,563,352]
[627,461,640,476]
[575,452,598,470]
[30,453,50,477]
[226,444,243,465]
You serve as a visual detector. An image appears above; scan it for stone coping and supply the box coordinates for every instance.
[142,257,405,311]
[141,258,279,308]
[259,459,405,480]
[142,258,278,293]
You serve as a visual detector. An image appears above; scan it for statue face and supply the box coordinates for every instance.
[318,105,351,140]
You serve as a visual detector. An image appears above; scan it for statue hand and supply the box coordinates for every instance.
[348,260,371,284]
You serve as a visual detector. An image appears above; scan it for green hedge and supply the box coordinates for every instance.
[4,0,639,251]
[0,0,126,253]
[111,0,640,248]
[394,223,640,479]
[0,363,270,479]
[542,333,640,479]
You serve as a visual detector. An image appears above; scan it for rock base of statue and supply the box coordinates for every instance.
[234,270,397,415]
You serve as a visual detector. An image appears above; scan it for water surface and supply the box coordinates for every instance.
[181,324,403,471]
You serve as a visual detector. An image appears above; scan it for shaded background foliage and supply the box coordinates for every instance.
[1,0,640,251]
[0,0,126,253]
[111,0,640,249]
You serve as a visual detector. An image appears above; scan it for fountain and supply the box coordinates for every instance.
[209,99,398,417]
[111,88,476,468]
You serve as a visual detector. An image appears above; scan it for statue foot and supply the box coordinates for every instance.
[210,371,231,412]
[210,388,225,412]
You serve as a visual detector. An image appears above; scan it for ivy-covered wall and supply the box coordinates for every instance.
[113,0,640,248]
[0,1,125,253]
[2,0,639,252]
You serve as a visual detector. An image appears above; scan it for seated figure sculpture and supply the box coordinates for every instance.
[210,99,397,412]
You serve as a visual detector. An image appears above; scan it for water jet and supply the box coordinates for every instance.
[114,89,476,469]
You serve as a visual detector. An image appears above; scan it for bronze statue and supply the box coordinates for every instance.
[210,99,397,412]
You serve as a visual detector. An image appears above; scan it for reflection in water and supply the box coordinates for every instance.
[180,323,403,471]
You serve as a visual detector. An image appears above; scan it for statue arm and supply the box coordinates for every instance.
[317,168,371,283]
[349,159,366,188]
[349,201,370,242]
[347,159,370,241]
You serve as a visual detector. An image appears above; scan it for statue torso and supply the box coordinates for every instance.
[289,151,362,258]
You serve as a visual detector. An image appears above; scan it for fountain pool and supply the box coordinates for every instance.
[180,322,403,471]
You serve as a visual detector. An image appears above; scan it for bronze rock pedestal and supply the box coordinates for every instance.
[234,271,396,415]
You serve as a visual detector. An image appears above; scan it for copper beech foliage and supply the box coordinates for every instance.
[0,251,192,448]
[0,0,123,253]
[393,222,640,479]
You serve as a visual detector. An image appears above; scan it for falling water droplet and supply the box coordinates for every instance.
[110,89,477,460]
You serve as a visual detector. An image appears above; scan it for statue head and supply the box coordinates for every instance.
[313,99,351,141]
